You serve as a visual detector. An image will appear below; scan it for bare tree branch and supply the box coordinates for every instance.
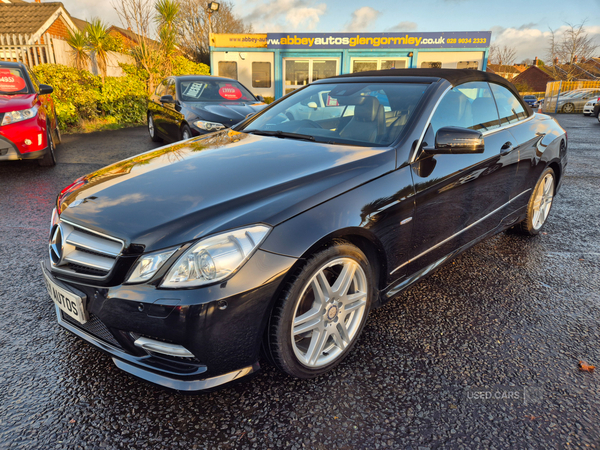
[489,43,517,66]
[547,20,599,81]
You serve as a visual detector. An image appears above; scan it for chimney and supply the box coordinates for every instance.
[128,27,132,31]
[573,55,578,63]
[35,0,41,3]
[534,56,538,66]
[554,57,559,65]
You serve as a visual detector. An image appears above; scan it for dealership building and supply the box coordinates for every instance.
[210,32,491,99]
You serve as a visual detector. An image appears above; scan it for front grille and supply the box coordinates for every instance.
[51,220,124,278]
[62,311,122,349]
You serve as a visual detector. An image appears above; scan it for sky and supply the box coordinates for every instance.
[59,0,600,63]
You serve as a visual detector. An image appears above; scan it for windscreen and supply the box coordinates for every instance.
[240,82,429,147]
[179,79,256,103]
[0,67,30,95]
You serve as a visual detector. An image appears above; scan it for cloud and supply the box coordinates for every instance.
[60,0,121,27]
[343,7,380,32]
[244,0,327,31]
[386,21,418,32]
[491,24,600,63]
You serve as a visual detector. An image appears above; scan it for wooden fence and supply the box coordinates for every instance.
[0,33,57,66]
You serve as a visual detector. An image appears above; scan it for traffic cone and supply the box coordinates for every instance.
[537,102,543,113]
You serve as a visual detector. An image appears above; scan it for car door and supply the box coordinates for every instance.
[151,79,169,137]
[161,79,183,140]
[405,81,519,275]
[490,83,552,215]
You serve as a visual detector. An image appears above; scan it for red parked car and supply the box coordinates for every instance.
[0,61,60,166]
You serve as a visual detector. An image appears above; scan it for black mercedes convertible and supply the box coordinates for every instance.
[42,69,567,391]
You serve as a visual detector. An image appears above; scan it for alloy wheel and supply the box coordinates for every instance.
[291,257,368,368]
[148,115,155,137]
[532,172,554,230]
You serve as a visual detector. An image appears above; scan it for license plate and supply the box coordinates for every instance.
[41,262,88,324]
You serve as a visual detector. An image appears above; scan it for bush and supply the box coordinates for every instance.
[171,55,210,76]
[34,64,146,129]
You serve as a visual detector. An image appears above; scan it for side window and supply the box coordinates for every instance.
[430,81,500,135]
[457,61,478,70]
[219,61,237,80]
[155,80,168,97]
[490,83,528,125]
[165,80,176,98]
[252,62,271,88]
[28,69,40,91]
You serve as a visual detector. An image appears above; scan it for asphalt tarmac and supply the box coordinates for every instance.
[0,114,598,449]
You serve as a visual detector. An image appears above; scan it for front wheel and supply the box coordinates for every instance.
[561,103,574,113]
[517,167,555,235]
[38,124,56,166]
[267,242,374,378]
[148,113,162,142]
[180,124,192,141]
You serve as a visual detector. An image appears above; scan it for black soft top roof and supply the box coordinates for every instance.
[328,68,524,107]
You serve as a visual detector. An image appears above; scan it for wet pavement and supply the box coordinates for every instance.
[0,115,598,449]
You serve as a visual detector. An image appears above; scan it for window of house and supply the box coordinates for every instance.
[421,61,442,69]
[252,62,271,88]
[490,83,528,125]
[218,61,238,80]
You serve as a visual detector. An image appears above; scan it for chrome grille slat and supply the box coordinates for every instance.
[65,228,122,257]
[64,249,115,271]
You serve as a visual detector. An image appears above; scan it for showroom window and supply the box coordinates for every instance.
[457,61,479,70]
[252,62,271,88]
[490,83,528,124]
[351,58,407,73]
[421,61,442,69]
[430,81,500,134]
[218,61,238,80]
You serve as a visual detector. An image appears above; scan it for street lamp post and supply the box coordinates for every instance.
[207,2,220,43]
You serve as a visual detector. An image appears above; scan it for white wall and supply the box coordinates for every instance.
[52,37,135,77]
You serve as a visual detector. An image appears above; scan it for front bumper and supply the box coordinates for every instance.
[43,249,297,391]
[0,135,47,161]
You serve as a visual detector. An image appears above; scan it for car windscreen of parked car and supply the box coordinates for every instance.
[178,79,256,103]
[0,66,30,95]
[240,82,429,147]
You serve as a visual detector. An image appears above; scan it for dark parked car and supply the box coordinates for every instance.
[42,69,567,392]
[147,75,266,142]
[522,95,538,108]
[0,61,60,166]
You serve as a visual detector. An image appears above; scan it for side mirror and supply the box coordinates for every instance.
[424,126,484,155]
[256,95,265,102]
[39,84,53,95]
[160,95,175,104]
[306,101,318,109]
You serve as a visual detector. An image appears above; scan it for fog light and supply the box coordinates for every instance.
[24,139,32,145]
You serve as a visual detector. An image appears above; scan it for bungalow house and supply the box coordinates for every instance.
[485,64,521,81]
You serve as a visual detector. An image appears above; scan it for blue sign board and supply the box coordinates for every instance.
[266,32,491,49]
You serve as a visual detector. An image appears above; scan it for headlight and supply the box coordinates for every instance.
[127,249,177,283]
[194,120,225,132]
[162,225,271,288]
[1,106,38,126]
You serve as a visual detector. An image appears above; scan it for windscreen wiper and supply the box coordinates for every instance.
[245,129,315,141]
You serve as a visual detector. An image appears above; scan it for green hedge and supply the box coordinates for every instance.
[33,64,147,129]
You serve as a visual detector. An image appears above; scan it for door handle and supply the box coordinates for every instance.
[500,141,513,155]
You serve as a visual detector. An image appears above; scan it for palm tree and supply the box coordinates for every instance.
[155,0,179,75]
[85,18,110,81]
[66,28,90,71]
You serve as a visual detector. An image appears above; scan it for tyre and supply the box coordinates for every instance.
[517,167,555,235]
[180,124,192,141]
[268,242,374,378]
[148,113,162,142]
[38,124,56,167]
[561,103,574,113]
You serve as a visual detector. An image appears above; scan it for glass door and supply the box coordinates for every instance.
[284,59,339,95]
